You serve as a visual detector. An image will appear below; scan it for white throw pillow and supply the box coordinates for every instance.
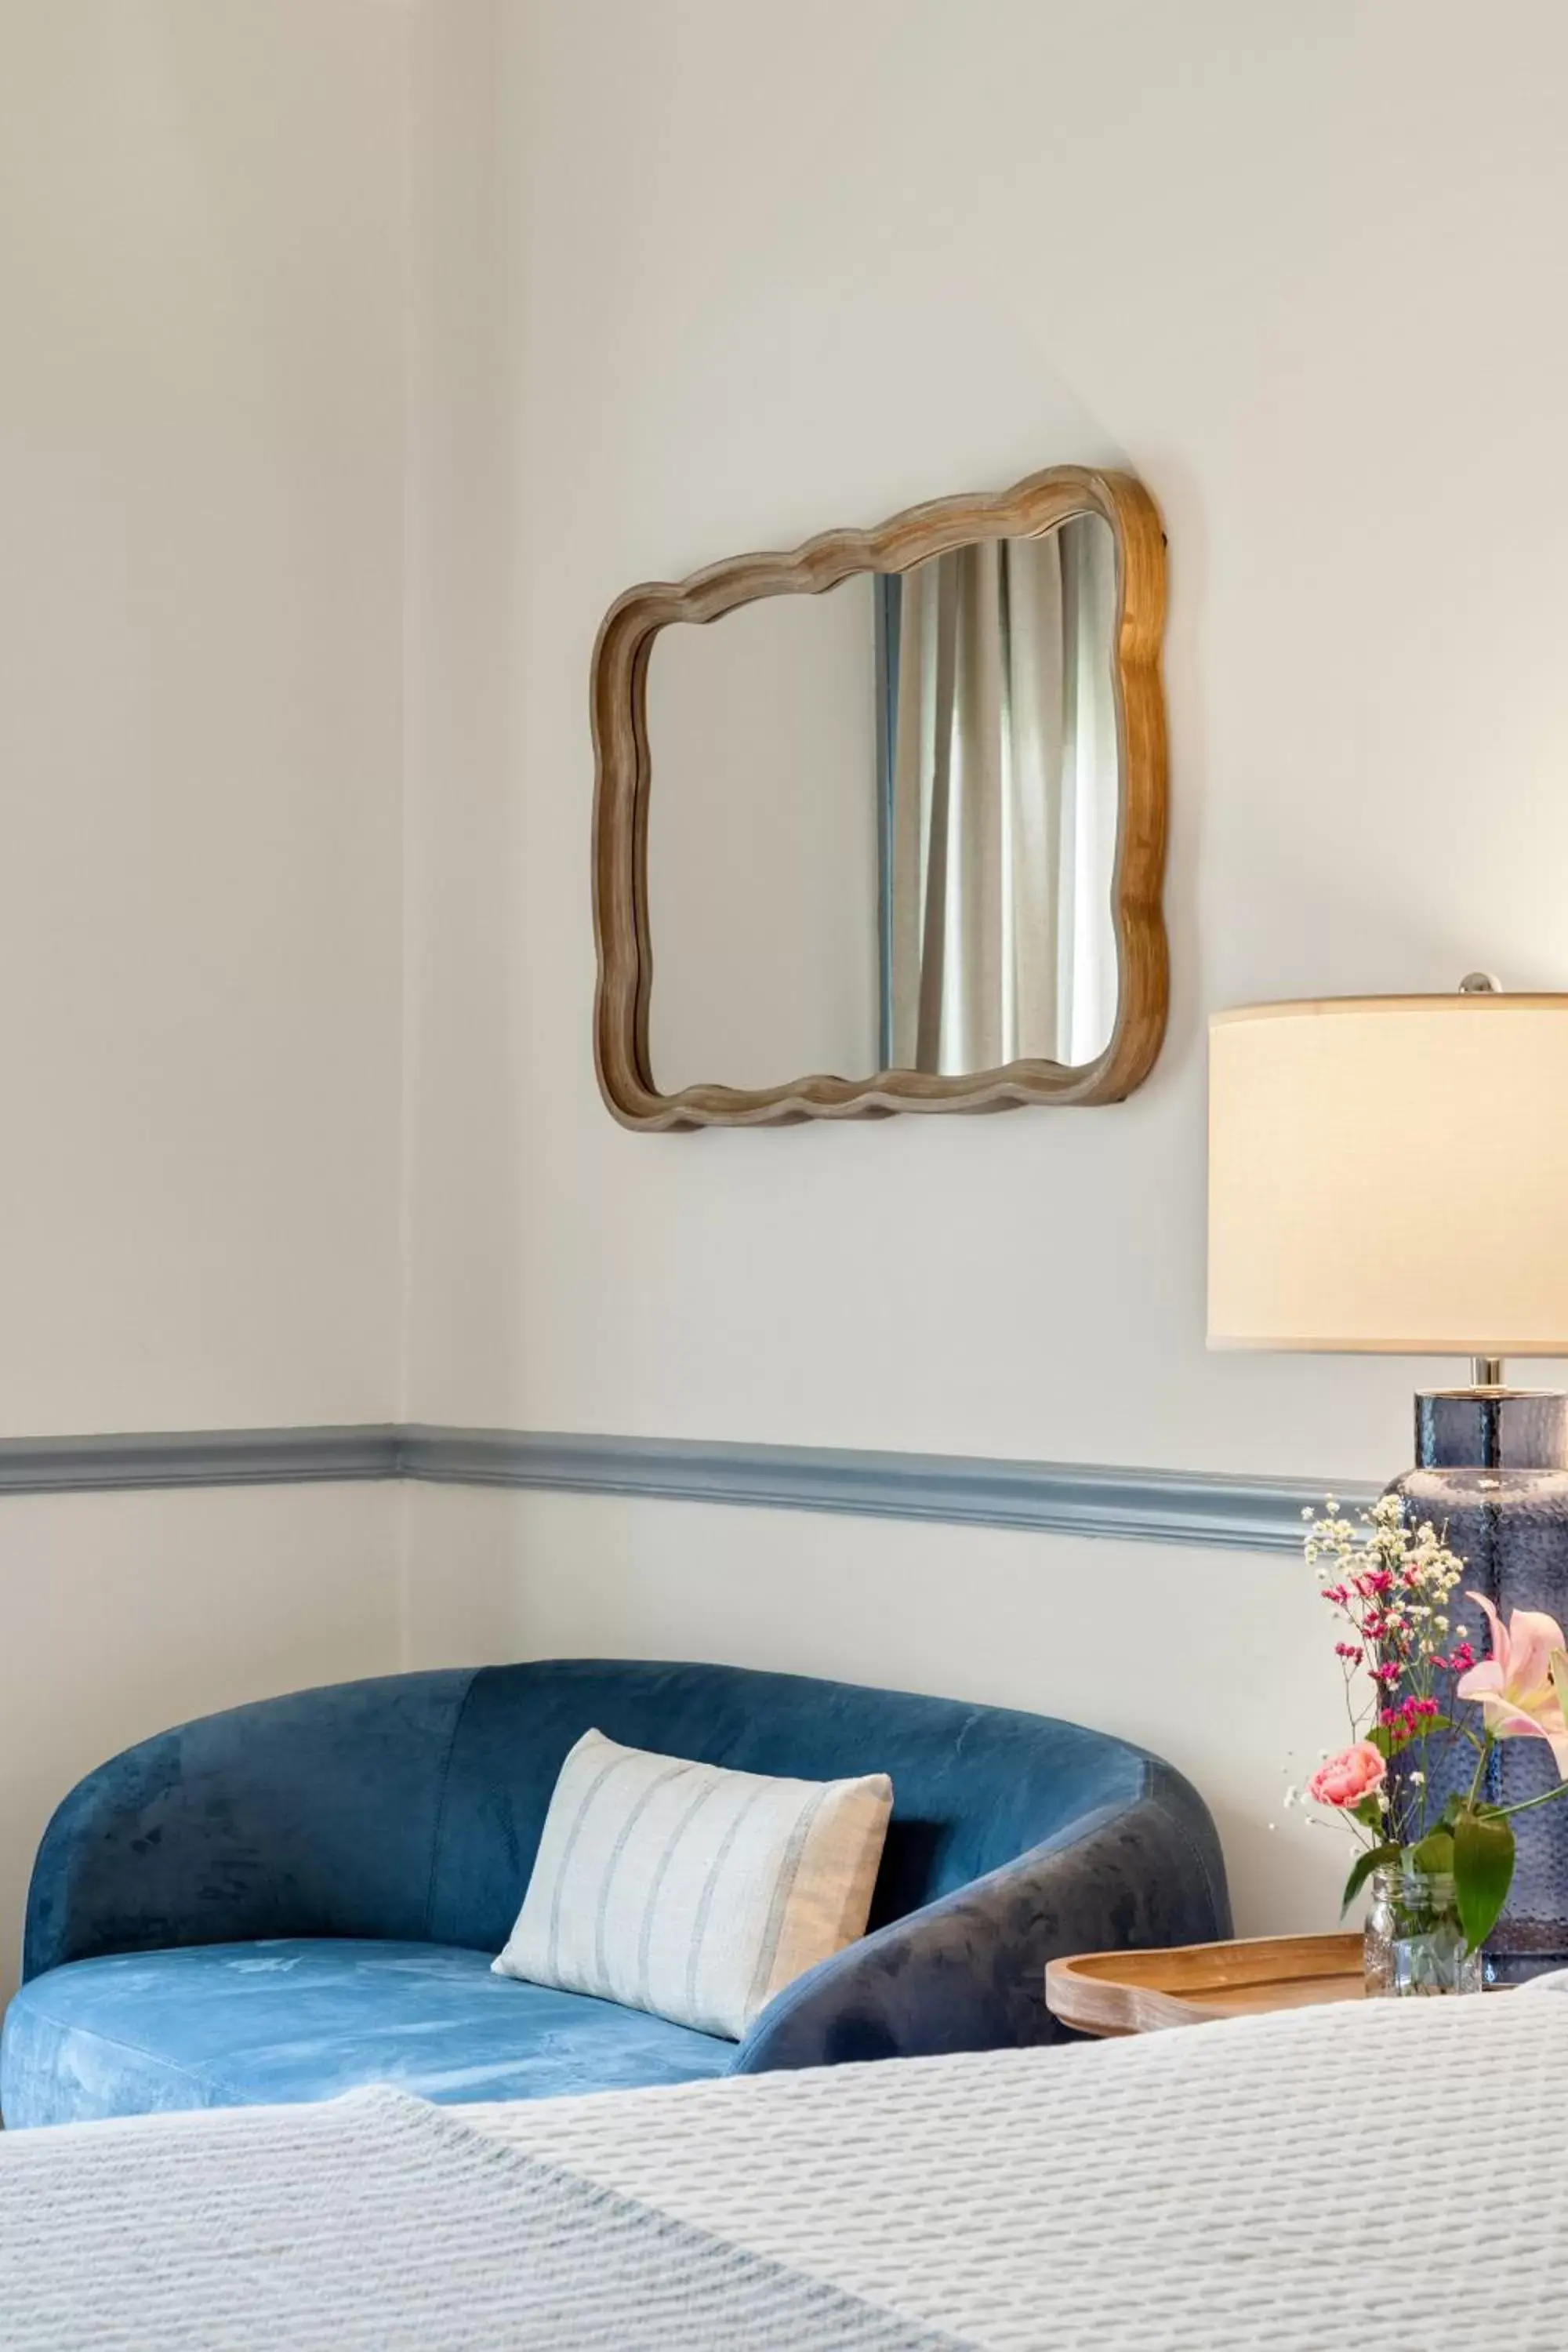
[492,1728,893,2041]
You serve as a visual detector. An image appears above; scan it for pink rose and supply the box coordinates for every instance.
[1307,1741,1387,1809]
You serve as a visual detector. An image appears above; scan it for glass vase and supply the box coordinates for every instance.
[1396,1388,1568,1984]
[1363,1864,1484,1998]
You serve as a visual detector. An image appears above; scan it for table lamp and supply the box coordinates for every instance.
[1208,980,1568,1979]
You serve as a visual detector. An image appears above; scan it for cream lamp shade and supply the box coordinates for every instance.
[1207,994,1568,1355]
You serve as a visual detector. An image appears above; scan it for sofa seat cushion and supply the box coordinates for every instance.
[1,1939,736,2129]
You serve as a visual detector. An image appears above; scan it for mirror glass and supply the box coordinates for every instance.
[644,515,1122,1095]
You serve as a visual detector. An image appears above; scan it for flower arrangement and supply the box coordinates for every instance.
[1297,1493,1568,1957]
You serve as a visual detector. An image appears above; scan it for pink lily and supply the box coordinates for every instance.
[1455,1592,1568,1776]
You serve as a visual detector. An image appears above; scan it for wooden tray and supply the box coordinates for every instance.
[1044,1932,1365,2036]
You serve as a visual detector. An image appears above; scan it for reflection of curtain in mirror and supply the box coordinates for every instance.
[881,522,1116,1073]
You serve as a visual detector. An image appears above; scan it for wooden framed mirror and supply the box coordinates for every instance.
[591,465,1167,1130]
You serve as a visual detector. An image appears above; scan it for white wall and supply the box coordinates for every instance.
[0,0,405,1435]
[404,0,1568,1465]
[0,4,410,1991]
[401,0,1568,1936]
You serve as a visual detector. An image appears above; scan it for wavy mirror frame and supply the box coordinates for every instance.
[591,464,1168,1131]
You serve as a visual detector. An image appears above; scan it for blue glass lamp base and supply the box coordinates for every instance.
[1393,1388,1568,1986]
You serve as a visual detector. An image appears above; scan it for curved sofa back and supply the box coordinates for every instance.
[426,1659,1171,1953]
[24,1658,1222,1979]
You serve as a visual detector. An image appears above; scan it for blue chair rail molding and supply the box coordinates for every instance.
[2,1659,1230,2127]
[0,1422,1375,1552]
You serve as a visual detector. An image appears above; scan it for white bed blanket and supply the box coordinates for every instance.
[5,1994,1568,2350]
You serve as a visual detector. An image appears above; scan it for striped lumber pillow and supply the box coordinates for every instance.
[492,1728,894,2041]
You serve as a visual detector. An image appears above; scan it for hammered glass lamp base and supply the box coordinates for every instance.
[1394,1388,1568,1985]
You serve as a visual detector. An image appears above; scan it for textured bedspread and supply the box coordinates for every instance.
[5,1995,1568,2350]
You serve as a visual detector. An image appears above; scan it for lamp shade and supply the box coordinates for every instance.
[1208,994,1568,1354]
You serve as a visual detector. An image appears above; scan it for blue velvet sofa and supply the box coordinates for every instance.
[2,1658,1229,2129]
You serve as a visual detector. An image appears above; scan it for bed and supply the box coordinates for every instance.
[4,1992,1565,2350]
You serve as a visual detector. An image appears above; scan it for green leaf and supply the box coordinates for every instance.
[1409,1828,1454,1877]
[1341,1842,1402,1913]
[1366,1725,1393,1759]
[1351,1794,1386,1830]
[1453,1810,1515,1953]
